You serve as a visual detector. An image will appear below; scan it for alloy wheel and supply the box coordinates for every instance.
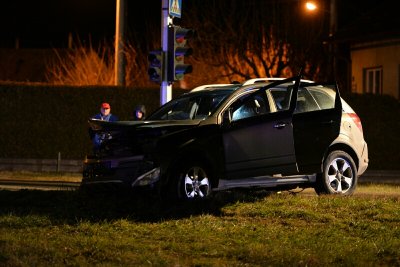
[183,166,210,199]
[327,157,354,194]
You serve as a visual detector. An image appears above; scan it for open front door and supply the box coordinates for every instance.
[292,83,342,173]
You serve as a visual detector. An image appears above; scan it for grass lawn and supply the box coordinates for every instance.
[0,171,82,183]
[0,174,399,266]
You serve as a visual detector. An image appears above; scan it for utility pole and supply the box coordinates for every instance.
[160,0,173,105]
[115,0,126,86]
[329,0,337,80]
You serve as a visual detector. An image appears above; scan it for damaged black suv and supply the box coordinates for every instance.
[82,75,368,200]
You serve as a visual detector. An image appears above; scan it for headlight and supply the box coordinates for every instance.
[132,167,160,187]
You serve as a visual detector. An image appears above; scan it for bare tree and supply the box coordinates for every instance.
[182,0,328,83]
[46,37,155,87]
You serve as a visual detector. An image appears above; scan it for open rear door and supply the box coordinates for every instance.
[292,83,342,173]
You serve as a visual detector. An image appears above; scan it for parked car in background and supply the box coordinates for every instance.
[82,75,369,200]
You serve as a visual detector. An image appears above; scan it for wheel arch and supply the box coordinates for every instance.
[325,143,359,172]
[315,146,358,195]
[163,145,221,189]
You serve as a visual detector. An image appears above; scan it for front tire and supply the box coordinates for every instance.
[168,161,212,201]
[315,150,358,195]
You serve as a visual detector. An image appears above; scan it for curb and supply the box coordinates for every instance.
[360,170,400,184]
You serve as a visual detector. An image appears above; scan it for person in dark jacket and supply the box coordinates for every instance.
[92,102,118,122]
[89,102,118,150]
[133,104,146,121]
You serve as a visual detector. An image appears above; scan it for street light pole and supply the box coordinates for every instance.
[115,0,126,86]
[305,0,337,80]
[329,0,337,37]
[329,0,337,80]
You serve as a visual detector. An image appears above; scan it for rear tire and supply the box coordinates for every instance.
[315,150,358,195]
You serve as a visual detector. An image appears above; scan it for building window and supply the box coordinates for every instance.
[363,67,382,94]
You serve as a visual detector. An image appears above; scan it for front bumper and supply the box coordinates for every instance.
[82,155,160,188]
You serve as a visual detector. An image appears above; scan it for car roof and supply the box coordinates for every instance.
[242,77,314,86]
[190,77,315,93]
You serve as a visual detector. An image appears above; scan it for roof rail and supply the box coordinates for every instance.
[242,77,314,86]
[242,78,284,85]
[190,84,232,92]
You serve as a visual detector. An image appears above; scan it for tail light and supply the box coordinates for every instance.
[348,113,363,132]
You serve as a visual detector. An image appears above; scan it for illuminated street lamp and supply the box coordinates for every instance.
[305,1,317,11]
[304,0,336,37]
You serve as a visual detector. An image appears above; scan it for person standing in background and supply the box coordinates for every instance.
[92,102,118,122]
[133,105,146,121]
[89,102,118,150]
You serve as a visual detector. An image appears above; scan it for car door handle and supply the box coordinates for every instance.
[274,122,286,129]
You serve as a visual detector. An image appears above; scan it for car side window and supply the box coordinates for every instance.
[294,88,320,114]
[231,92,270,121]
[270,87,293,111]
[308,88,335,110]
[270,87,322,114]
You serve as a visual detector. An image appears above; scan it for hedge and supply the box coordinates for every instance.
[1,84,185,160]
[341,92,400,170]
[1,84,399,170]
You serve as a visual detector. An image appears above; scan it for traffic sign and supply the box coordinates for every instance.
[169,0,182,18]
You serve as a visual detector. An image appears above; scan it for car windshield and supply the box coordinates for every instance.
[147,90,233,120]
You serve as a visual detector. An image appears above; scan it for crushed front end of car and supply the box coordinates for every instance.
[82,119,196,191]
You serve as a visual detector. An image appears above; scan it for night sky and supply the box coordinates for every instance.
[0,0,159,48]
[0,0,396,48]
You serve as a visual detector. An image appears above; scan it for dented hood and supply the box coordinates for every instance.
[88,118,201,133]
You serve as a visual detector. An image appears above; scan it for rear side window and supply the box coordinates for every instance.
[308,88,335,110]
[269,85,336,114]
[269,87,320,113]
[295,89,320,113]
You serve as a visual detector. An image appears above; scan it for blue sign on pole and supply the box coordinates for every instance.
[169,0,182,18]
